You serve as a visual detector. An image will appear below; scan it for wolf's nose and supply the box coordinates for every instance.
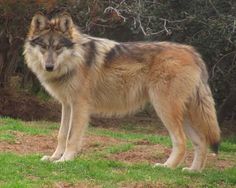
[45,65,54,72]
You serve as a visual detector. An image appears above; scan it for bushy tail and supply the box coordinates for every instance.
[189,80,221,154]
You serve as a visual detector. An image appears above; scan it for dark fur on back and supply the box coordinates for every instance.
[83,40,97,66]
[105,44,126,63]
[105,42,163,64]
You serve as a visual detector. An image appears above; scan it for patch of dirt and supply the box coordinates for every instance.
[120,182,169,188]
[52,182,101,188]
[109,144,170,164]
[0,89,60,121]
[184,152,235,170]
[0,130,234,170]
[0,131,56,154]
[121,182,167,188]
[81,134,124,154]
[0,131,122,155]
[109,142,234,170]
[133,140,154,145]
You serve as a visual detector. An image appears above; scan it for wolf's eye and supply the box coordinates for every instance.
[31,38,47,49]
[55,45,63,51]
[40,43,47,49]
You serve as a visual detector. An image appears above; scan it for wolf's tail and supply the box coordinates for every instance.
[188,62,221,154]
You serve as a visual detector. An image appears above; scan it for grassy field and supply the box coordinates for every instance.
[0,117,235,188]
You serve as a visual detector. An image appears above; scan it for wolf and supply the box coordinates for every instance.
[24,12,220,172]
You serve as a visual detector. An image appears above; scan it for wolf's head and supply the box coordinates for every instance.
[25,12,77,72]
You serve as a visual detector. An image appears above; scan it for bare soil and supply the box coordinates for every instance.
[52,182,101,188]
[120,182,167,188]
[0,89,60,121]
[0,131,56,154]
[0,130,233,170]
[0,131,121,155]
[109,143,234,170]
[110,144,170,164]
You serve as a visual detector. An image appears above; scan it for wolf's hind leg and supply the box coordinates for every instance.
[41,103,71,161]
[149,90,186,168]
[182,118,207,172]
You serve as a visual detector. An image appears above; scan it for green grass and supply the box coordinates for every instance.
[106,143,134,154]
[0,153,235,188]
[89,127,172,147]
[0,132,16,142]
[0,117,235,187]
[0,117,57,135]
[221,136,236,153]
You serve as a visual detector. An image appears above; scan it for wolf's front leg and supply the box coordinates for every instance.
[41,103,71,161]
[55,100,90,162]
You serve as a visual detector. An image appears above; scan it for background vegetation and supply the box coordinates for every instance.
[0,0,235,122]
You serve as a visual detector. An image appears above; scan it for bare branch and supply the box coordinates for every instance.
[211,51,236,79]
[159,17,191,23]
[137,14,147,36]
[104,6,126,22]
[209,0,221,17]
[233,20,236,33]
[161,19,172,35]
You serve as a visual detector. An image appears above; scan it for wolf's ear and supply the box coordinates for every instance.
[58,13,74,34]
[30,12,48,33]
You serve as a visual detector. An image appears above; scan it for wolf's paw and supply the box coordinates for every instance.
[41,155,62,162]
[153,163,168,168]
[41,155,51,161]
[53,152,76,163]
[54,157,67,163]
[153,162,177,169]
[182,167,201,172]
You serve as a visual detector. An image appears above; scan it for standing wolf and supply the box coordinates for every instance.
[24,13,220,172]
